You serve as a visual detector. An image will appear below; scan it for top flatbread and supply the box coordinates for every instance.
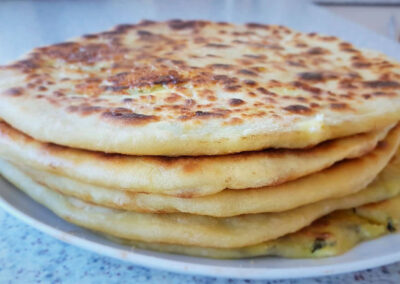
[1,20,400,155]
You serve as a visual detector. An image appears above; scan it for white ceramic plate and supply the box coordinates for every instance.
[1,177,400,280]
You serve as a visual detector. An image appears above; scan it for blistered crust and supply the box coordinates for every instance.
[0,20,400,155]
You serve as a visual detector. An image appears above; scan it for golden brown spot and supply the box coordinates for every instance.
[330,103,348,110]
[164,93,182,103]
[226,117,244,125]
[182,161,200,173]
[352,62,372,68]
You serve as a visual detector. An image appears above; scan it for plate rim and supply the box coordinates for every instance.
[1,179,400,280]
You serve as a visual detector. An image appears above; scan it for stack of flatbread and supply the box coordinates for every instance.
[1,20,400,259]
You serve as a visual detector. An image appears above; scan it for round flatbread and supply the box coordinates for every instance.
[1,20,400,155]
[125,194,400,259]
[0,121,392,196]
[15,123,400,216]
[108,209,390,259]
[1,142,399,248]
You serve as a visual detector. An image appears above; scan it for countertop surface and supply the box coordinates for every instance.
[1,0,400,283]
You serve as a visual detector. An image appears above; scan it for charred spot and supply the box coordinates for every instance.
[243,54,267,60]
[167,19,206,30]
[339,79,357,89]
[306,47,329,55]
[82,34,99,39]
[352,62,372,68]
[298,72,320,81]
[243,80,257,86]
[205,43,231,48]
[224,85,242,92]
[372,91,396,97]
[283,104,312,114]
[292,81,322,94]
[287,60,305,67]
[298,72,338,82]
[137,30,153,37]
[114,24,136,33]
[246,23,270,29]
[102,110,158,124]
[40,42,118,64]
[257,87,277,96]
[151,72,186,86]
[229,98,245,106]
[37,86,48,91]
[210,64,234,70]
[137,20,156,27]
[195,111,226,118]
[9,58,40,72]
[238,69,258,76]
[212,75,238,85]
[51,41,76,48]
[3,87,24,97]
[362,94,372,100]
[171,60,185,66]
[296,96,307,102]
[363,80,400,89]
[123,98,134,103]
[103,85,129,91]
